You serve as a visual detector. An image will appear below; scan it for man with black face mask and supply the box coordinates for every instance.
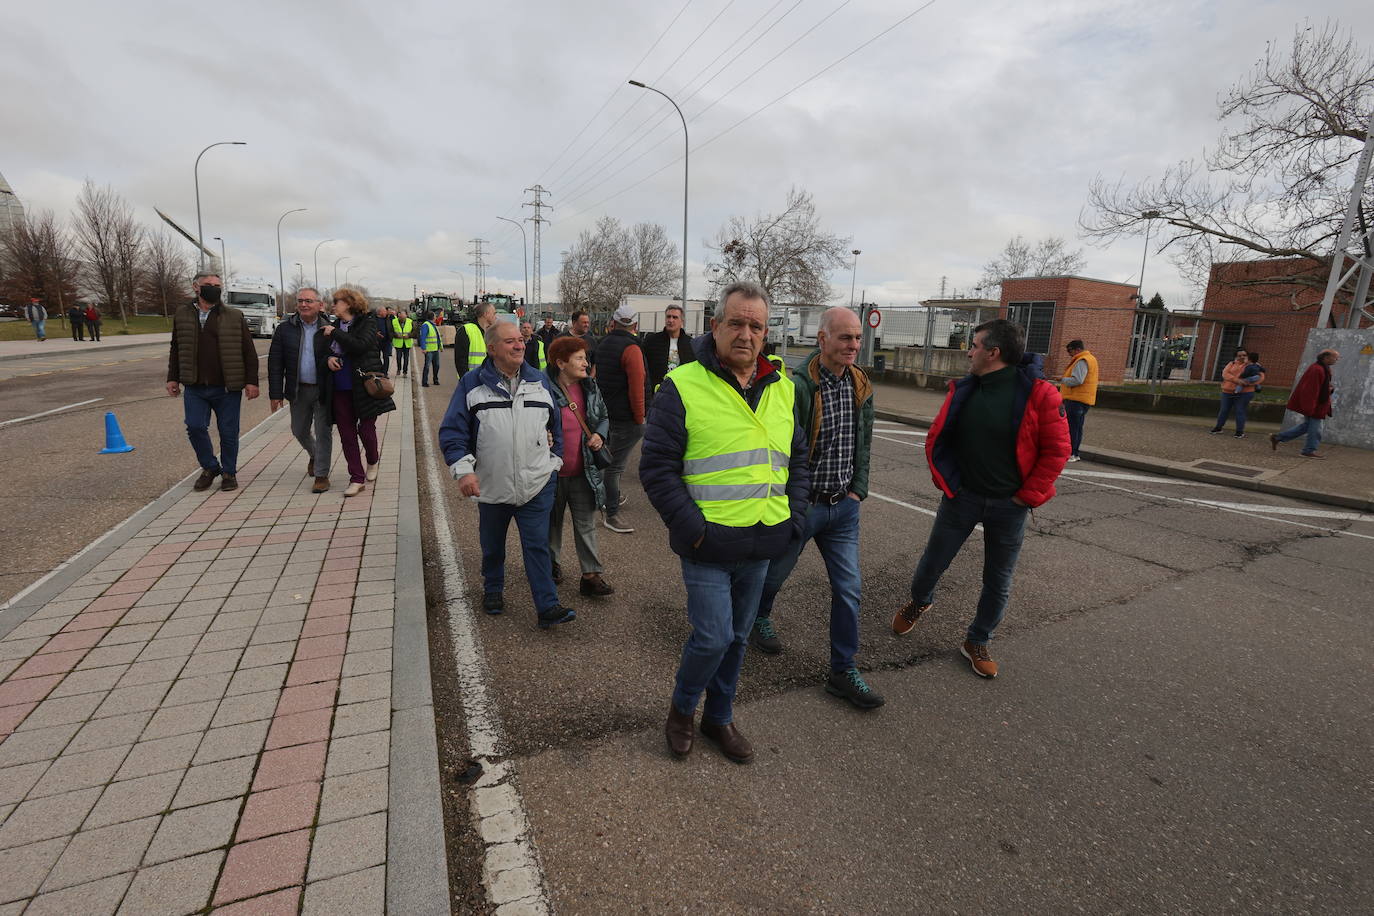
[166,272,261,491]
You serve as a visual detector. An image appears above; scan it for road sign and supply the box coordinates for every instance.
[867,308,882,328]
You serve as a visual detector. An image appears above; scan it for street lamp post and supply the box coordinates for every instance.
[213,237,229,283]
[849,249,862,308]
[276,208,307,316]
[294,263,305,287]
[194,141,246,270]
[345,265,361,285]
[313,239,335,289]
[333,256,352,291]
[495,216,529,307]
[629,80,688,307]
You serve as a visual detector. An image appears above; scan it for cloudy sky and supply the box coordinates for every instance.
[3,0,1365,309]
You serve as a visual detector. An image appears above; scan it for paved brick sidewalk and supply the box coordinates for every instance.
[0,390,446,914]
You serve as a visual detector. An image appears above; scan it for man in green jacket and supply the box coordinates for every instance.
[749,306,882,709]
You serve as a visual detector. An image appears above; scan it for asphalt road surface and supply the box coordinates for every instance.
[0,340,272,606]
[415,374,1373,914]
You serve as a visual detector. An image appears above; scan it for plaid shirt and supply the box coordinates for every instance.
[811,364,855,496]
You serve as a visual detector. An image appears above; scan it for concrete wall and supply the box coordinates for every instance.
[1285,329,1374,450]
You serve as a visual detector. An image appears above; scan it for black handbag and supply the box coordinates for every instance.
[556,380,612,469]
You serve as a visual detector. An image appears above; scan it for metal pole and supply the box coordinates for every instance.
[313,239,334,289]
[1137,211,1160,398]
[194,141,246,271]
[630,81,688,307]
[1317,110,1374,328]
[213,237,228,282]
[276,208,306,316]
[849,249,861,308]
[496,217,529,306]
[333,256,351,291]
[294,263,304,287]
[346,265,361,285]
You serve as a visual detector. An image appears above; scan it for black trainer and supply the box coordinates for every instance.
[825,668,885,710]
[482,593,504,615]
[537,605,576,630]
[750,618,781,654]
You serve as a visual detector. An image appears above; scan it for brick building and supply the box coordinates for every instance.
[999,275,1140,383]
[1189,258,1352,388]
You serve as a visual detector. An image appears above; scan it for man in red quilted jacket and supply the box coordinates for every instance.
[891,319,1070,678]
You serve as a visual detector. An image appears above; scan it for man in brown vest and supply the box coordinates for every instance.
[166,272,260,491]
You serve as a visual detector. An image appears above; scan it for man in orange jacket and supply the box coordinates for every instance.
[892,319,1070,678]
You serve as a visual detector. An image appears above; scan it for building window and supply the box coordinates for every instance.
[1006,301,1056,355]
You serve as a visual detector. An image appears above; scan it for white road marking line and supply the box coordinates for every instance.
[0,397,103,428]
[414,384,552,912]
[871,428,925,435]
[867,491,936,517]
[1070,475,1374,541]
[1062,469,1211,487]
[874,434,925,447]
[1184,499,1374,523]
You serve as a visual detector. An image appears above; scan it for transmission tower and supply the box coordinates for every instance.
[523,185,552,310]
[468,238,488,298]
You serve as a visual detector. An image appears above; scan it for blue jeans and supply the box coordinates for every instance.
[1064,401,1089,457]
[1276,416,1323,454]
[421,350,441,385]
[673,557,769,725]
[30,319,46,340]
[910,490,1029,645]
[1214,391,1255,434]
[758,497,862,672]
[182,385,243,475]
[477,474,559,614]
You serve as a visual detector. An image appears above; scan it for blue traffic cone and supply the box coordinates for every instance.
[98,411,135,454]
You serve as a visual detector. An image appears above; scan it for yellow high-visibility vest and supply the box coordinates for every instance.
[463,323,486,367]
[391,317,414,348]
[527,337,546,371]
[1060,350,1099,406]
[419,321,441,352]
[672,360,795,528]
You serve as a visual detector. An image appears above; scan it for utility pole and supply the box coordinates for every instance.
[524,185,552,311]
[468,238,489,299]
[939,276,948,298]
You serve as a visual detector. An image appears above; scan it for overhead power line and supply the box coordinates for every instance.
[556,0,941,227]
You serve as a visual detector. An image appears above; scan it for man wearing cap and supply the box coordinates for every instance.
[456,301,499,377]
[593,303,650,533]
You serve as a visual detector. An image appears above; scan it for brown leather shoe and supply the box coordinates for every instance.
[579,573,614,596]
[311,476,330,494]
[219,474,238,492]
[665,705,694,758]
[699,720,754,764]
[891,600,930,636]
[193,469,220,491]
[307,457,315,477]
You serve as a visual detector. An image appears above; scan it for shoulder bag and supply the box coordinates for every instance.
[555,379,612,469]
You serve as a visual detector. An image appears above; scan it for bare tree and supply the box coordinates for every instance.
[707,187,850,306]
[141,229,191,318]
[113,211,145,328]
[73,181,131,326]
[1081,22,1373,307]
[0,210,79,317]
[979,235,1087,298]
[558,216,679,308]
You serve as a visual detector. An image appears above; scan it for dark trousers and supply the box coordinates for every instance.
[477,475,559,614]
[183,385,242,475]
[394,346,411,374]
[1064,401,1089,457]
[332,390,379,484]
[604,419,644,511]
[71,320,84,341]
[380,342,392,374]
[421,350,440,385]
[88,320,101,341]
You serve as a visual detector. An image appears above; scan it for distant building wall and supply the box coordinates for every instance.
[999,275,1139,383]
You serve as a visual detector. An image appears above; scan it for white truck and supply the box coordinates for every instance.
[227,280,280,338]
[770,307,825,347]
[622,294,709,336]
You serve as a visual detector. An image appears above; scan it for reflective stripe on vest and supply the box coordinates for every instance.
[391,317,413,347]
[532,338,546,371]
[465,323,487,365]
[420,322,440,352]
[673,361,795,528]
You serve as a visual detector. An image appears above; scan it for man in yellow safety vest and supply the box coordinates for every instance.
[456,302,499,377]
[640,280,810,765]
[520,320,547,372]
[390,310,414,377]
[1057,339,1099,462]
[417,312,444,387]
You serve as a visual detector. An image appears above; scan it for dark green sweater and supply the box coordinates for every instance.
[954,365,1021,498]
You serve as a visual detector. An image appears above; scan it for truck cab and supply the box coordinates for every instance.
[227,280,279,338]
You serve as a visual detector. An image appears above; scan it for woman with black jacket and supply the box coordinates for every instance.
[323,289,396,496]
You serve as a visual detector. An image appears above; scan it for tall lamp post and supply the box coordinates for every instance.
[276,207,307,316]
[194,141,246,270]
[345,265,361,285]
[294,263,305,288]
[495,216,529,307]
[313,239,335,288]
[333,256,352,291]
[213,237,229,282]
[629,79,688,307]
[849,249,862,308]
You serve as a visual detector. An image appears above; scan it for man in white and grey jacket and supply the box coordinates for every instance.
[438,319,576,629]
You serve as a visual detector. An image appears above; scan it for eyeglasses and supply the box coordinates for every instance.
[297,298,320,304]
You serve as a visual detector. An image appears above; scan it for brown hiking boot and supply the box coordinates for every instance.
[960,640,998,678]
[891,600,930,636]
[219,474,238,492]
[311,476,330,494]
[193,468,220,491]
